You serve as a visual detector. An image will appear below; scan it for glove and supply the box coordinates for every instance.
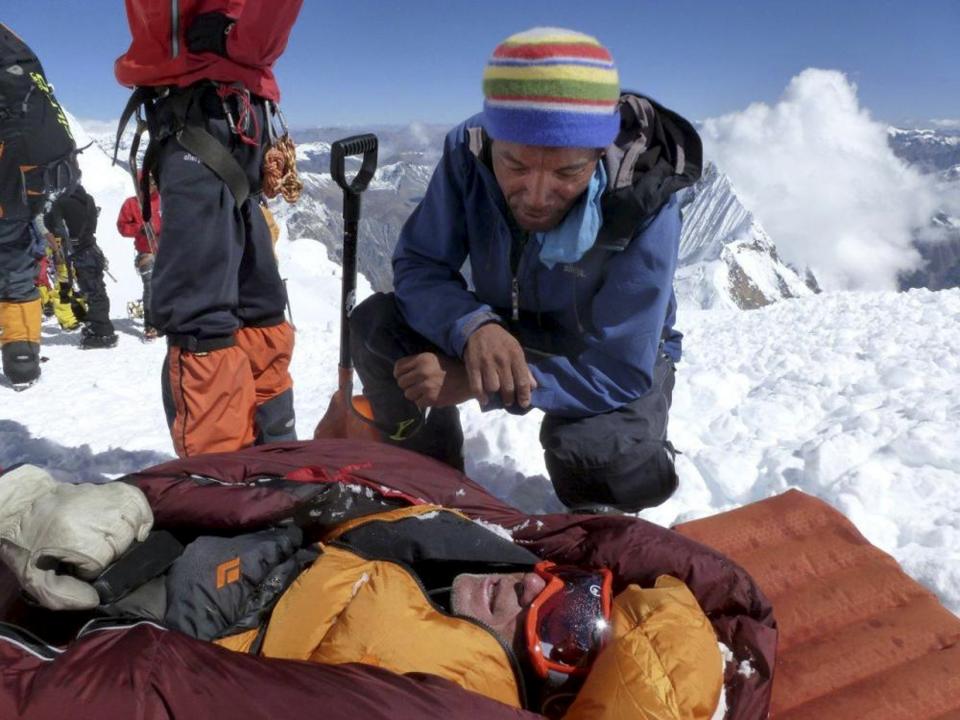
[70,294,89,322]
[185,12,235,57]
[58,281,72,305]
[0,466,154,610]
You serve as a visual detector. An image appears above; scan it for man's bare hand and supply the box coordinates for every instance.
[394,352,472,409]
[463,324,537,408]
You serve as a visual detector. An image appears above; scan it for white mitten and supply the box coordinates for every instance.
[0,465,153,610]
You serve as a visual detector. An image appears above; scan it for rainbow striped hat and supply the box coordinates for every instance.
[482,27,621,148]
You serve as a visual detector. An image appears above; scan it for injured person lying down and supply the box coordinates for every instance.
[0,450,772,720]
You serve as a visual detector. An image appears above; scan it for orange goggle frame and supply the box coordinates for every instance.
[524,560,613,678]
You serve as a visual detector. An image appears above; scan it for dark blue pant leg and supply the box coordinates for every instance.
[350,292,464,469]
[541,353,679,512]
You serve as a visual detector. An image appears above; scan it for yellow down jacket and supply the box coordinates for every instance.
[215,506,723,718]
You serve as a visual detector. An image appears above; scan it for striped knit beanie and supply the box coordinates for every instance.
[482,27,621,148]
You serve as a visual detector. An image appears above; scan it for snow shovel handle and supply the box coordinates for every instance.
[330,134,378,203]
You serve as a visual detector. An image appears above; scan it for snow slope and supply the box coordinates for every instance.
[458,289,960,613]
[3,125,959,617]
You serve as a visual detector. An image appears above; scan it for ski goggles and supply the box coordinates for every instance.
[524,561,613,678]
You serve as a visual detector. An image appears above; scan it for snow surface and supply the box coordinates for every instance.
[2,124,959,619]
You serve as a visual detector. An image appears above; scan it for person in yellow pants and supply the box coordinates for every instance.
[37,244,86,332]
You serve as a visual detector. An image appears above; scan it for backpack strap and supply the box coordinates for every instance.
[171,87,251,209]
[596,93,703,252]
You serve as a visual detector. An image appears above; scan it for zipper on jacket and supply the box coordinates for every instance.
[170,0,180,58]
[329,539,531,708]
[510,229,529,323]
[572,271,585,333]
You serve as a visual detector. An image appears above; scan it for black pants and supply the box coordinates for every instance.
[351,293,679,511]
[135,253,156,329]
[148,89,288,343]
[0,219,39,302]
[71,243,114,336]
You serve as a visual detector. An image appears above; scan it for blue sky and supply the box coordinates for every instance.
[4,0,958,129]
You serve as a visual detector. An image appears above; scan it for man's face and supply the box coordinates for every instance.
[491,141,601,233]
[451,571,547,654]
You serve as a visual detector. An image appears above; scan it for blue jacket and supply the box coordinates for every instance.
[393,108,696,418]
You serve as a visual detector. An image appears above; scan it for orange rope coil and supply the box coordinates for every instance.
[262,135,303,204]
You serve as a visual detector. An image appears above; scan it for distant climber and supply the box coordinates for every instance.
[117,177,162,340]
[44,183,117,349]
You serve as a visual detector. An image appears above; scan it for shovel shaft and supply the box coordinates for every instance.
[339,194,360,370]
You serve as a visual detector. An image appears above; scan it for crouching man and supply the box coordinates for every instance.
[341,28,702,513]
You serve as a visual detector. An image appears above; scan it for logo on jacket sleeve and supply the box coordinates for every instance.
[216,557,241,588]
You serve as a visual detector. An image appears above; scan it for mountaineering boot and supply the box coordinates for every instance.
[80,329,118,350]
[0,298,42,387]
[1,341,41,388]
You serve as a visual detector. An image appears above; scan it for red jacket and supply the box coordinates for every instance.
[114,0,302,102]
[117,193,162,254]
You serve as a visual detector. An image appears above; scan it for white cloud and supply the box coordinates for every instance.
[930,118,960,131]
[700,68,942,291]
[407,121,431,147]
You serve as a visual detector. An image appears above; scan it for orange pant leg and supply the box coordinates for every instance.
[235,321,294,405]
[166,345,257,457]
[234,321,296,443]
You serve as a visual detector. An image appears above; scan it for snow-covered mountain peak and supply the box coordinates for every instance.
[888,126,960,174]
[888,126,960,144]
[295,141,332,164]
[368,162,433,192]
[678,163,753,265]
[676,162,817,310]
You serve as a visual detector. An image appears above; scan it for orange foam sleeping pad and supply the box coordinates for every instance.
[674,489,960,720]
